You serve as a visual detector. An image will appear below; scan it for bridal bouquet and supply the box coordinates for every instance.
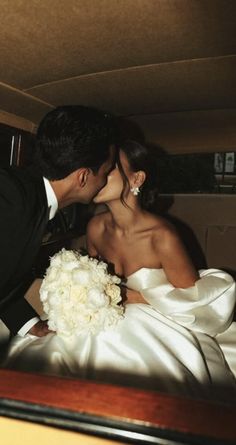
[40,248,123,337]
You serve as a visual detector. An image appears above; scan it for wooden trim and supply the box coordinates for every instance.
[0,110,36,134]
[0,369,235,444]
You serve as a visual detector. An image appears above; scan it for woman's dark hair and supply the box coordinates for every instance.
[35,105,119,180]
[117,140,160,212]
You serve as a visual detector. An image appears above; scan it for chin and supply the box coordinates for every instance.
[94,187,107,201]
[93,195,104,204]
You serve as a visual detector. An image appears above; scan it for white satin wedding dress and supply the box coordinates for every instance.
[2,268,236,402]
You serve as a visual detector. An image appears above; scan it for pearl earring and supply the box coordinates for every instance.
[130,186,140,196]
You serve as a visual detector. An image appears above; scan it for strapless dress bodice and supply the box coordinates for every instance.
[126,268,168,291]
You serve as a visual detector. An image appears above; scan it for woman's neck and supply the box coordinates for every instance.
[106,200,144,234]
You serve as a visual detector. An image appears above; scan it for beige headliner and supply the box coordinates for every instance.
[0,0,235,153]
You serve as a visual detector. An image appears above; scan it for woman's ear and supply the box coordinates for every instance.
[133,170,146,188]
[76,168,90,188]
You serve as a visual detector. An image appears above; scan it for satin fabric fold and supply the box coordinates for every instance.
[129,268,236,335]
[1,268,236,402]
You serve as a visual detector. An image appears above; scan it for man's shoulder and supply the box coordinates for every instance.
[0,166,43,187]
[0,166,46,214]
[0,167,25,205]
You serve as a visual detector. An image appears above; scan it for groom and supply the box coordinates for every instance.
[0,105,118,337]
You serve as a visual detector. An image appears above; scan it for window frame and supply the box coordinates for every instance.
[0,368,235,444]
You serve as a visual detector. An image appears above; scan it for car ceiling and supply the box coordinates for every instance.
[0,0,235,153]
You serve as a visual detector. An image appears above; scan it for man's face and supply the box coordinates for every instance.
[84,146,116,202]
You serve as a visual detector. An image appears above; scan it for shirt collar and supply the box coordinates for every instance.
[43,177,58,220]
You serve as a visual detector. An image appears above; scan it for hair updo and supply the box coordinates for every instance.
[117,140,160,212]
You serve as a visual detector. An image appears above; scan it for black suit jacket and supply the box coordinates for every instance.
[0,166,49,334]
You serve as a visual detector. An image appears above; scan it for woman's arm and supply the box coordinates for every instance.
[157,226,199,288]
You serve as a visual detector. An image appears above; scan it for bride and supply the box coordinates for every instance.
[2,140,236,402]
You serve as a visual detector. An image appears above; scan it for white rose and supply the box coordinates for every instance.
[45,266,59,282]
[87,288,109,308]
[40,288,48,302]
[72,268,90,286]
[50,255,62,267]
[57,270,72,284]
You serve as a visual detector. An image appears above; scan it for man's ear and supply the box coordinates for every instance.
[76,168,90,188]
[133,171,146,188]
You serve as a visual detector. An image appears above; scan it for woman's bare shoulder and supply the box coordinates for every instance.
[147,213,177,235]
[149,215,198,286]
[87,210,110,235]
[150,214,181,246]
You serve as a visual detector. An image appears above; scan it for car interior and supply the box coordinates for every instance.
[0,1,235,444]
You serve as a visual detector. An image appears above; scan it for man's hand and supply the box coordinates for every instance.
[28,320,53,337]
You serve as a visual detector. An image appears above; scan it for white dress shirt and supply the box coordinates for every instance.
[18,178,58,336]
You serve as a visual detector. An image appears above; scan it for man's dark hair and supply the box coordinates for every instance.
[35,105,119,180]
